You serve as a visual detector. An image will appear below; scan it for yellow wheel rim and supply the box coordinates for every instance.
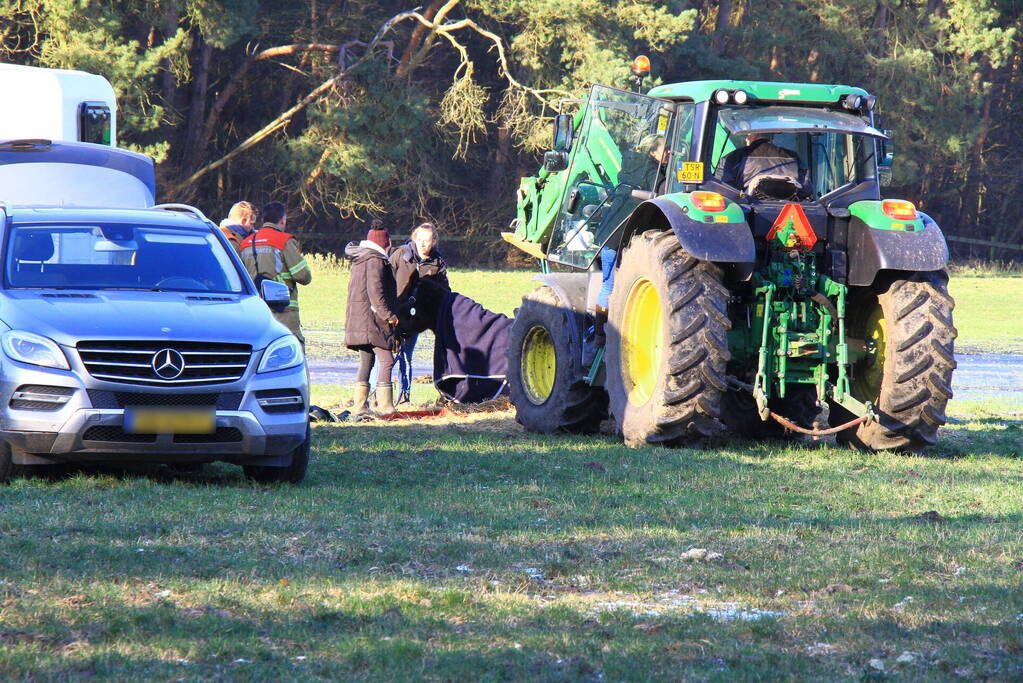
[522,325,556,405]
[622,277,663,405]
[854,304,886,401]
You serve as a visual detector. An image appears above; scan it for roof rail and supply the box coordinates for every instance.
[151,203,214,225]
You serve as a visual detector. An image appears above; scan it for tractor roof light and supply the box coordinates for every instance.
[713,89,731,105]
[692,191,727,212]
[881,199,917,221]
[631,55,651,78]
[863,94,877,110]
[732,89,750,105]
[842,93,865,110]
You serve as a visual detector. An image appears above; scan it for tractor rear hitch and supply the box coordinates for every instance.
[727,375,878,437]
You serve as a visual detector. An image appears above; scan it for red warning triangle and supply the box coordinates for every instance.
[766,203,817,251]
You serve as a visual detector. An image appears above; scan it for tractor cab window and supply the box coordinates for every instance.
[663,102,697,194]
[547,85,673,269]
[708,106,884,201]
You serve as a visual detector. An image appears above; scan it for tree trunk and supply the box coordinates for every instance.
[396,0,446,79]
[872,2,888,53]
[955,62,995,237]
[487,123,512,200]
[160,4,180,113]
[712,0,733,55]
[182,33,213,170]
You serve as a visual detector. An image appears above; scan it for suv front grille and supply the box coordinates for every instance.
[77,341,252,387]
[83,426,157,443]
[87,390,243,410]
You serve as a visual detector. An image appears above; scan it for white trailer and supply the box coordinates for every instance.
[0,63,117,146]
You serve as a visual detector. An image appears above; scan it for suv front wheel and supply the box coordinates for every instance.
[243,424,310,484]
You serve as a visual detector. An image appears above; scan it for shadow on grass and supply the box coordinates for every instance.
[6,583,1022,680]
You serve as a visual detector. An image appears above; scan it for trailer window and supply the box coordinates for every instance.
[79,102,111,145]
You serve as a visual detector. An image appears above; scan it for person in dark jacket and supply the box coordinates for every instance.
[714,133,808,199]
[344,225,400,416]
[389,222,449,404]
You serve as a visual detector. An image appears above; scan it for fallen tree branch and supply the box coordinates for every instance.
[173,6,572,195]
[197,41,394,165]
[171,12,414,196]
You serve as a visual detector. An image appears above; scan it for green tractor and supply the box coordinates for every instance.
[504,76,956,450]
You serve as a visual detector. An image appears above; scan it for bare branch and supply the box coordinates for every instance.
[174,6,569,195]
[396,0,446,79]
[174,11,418,195]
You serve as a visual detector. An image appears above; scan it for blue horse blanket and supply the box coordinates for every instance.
[433,292,513,403]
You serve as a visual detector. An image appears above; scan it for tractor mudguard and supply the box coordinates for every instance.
[622,197,756,279]
[529,272,590,347]
[847,212,948,286]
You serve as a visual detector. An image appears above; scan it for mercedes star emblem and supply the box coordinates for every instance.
[151,348,186,380]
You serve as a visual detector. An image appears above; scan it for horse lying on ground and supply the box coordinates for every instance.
[399,277,514,404]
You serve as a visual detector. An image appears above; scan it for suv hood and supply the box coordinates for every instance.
[0,290,288,349]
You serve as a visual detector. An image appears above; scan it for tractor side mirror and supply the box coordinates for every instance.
[877,130,894,186]
[543,150,569,173]
[552,114,574,153]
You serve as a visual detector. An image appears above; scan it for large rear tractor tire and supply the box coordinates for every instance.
[507,287,608,433]
[605,230,730,447]
[830,271,956,451]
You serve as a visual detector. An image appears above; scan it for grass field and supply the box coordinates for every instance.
[1,261,1021,679]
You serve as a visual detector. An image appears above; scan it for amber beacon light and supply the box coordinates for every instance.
[631,55,651,78]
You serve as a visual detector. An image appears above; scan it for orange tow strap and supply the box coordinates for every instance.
[768,412,869,436]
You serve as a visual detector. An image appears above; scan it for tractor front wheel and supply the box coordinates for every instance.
[605,230,730,447]
[831,271,957,451]
[507,287,608,433]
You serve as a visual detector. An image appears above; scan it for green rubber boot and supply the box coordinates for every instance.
[351,382,371,417]
[375,383,395,416]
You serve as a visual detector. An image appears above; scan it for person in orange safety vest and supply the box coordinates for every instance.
[240,201,312,345]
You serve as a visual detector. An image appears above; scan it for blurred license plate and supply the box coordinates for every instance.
[125,408,215,434]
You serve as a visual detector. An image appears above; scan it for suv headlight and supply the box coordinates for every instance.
[1,330,70,370]
[257,335,304,374]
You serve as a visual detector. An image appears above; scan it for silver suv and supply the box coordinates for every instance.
[0,202,310,483]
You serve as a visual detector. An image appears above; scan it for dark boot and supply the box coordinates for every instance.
[375,383,395,415]
[351,382,371,417]
[593,305,609,347]
[583,306,609,366]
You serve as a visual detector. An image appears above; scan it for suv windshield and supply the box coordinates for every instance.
[5,223,245,293]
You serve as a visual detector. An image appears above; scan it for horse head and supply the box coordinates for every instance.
[398,276,448,335]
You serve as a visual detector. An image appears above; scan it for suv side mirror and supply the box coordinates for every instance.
[260,279,290,312]
[552,114,574,152]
